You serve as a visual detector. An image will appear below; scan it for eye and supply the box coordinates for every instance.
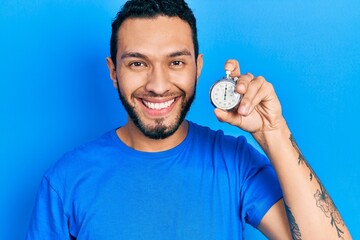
[129,61,147,68]
[170,60,185,67]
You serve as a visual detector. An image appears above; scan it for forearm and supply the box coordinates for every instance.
[253,120,352,239]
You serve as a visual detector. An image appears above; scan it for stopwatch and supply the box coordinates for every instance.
[209,71,242,111]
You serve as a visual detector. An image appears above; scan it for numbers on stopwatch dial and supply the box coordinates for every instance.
[211,80,241,110]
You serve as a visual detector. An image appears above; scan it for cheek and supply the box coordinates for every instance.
[171,71,197,93]
[118,72,145,94]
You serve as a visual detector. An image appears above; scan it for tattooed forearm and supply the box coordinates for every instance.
[314,188,345,239]
[289,134,345,239]
[285,203,302,240]
[289,135,313,181]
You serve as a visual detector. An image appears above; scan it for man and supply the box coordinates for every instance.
[26,0,351,239]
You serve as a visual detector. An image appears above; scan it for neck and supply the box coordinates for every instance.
[116,120,189,152]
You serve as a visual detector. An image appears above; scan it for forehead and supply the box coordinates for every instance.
[117,16,194,57]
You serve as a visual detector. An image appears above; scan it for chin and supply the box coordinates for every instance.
[137,117,183,140]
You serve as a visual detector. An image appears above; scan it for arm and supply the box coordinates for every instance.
[215,59,352,239]
[26,177,72,240]
[254,122,350,239]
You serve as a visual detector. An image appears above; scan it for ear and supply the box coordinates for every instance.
[106,57,118,89]
[196,54,204,83]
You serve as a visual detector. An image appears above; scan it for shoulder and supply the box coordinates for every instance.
[188,121,270,169]
[44,130,118,183]
[188,121,248,150]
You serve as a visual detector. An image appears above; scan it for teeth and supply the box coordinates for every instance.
[143,99,175,110]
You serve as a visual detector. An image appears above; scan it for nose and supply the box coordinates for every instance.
[144,65,171,95]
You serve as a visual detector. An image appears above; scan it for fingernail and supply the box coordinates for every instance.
[225,63,233,70]
[237,84,246,93]
[239,105,247,115]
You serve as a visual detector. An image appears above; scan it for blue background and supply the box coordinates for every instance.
[1,0,359,239]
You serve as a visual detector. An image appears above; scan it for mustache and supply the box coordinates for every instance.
[115,77,184,99]
[135,91,183,98]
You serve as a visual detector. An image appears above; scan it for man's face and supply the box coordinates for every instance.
[108,16,203,139]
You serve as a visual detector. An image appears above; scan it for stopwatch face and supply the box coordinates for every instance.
[210,78,241,110]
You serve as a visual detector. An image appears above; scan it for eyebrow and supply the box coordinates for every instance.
[120,49,193,60]
[120,52,147,60]
[168,49,192,58]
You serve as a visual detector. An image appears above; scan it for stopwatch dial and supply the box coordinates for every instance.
[210,79,241,110]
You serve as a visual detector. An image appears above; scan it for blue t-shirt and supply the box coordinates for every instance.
[26,121,282,240]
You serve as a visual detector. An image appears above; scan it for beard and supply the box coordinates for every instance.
[116,79,196,140]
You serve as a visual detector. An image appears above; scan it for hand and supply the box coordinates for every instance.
[214,59,286,134]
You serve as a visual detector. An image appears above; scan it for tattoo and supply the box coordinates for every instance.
[290,135,313,181]
[290,135,345,239]
[285,203,302,240]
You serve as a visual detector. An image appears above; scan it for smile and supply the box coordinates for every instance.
[142,98,175,110]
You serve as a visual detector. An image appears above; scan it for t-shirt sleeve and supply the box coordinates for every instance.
[26,176,72,240]
[239,142,283,228]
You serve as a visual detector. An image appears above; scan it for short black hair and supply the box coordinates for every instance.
[110,0,198,67]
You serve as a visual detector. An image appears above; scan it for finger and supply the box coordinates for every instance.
[237,76,265,116]
[235,72,255,95]
[250,80,275,109]
[224,59,241,76]
[214,108,242,127]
